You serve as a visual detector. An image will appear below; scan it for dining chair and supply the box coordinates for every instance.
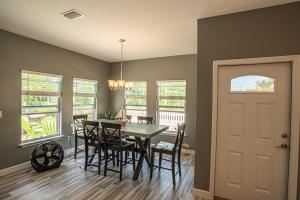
[82,120,103,175]
[73,114,88,159]
[150,122,186,185]
[126,116,153,156]
[126,115,132,122]
[138,116,153,153]
[101,122,136,181]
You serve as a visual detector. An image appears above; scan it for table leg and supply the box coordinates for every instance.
[133,137,150,180]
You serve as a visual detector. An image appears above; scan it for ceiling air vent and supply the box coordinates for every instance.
[62,9,85,20]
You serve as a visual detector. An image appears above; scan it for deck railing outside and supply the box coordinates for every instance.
[126,110,147,122]
[158,111,185,132]
[126,110,185,132]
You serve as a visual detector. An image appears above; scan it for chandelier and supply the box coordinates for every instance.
[108,39,133,91]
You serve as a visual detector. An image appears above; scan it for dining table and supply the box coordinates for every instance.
[71,119,169,180]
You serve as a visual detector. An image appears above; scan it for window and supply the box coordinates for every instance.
[125,81,147,122]
[156,80,186,132]
[73,78,97,120]
[21,70,62,142]
[230,75,275,93]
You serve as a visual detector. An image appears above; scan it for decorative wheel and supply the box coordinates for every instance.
[31,141,64,172]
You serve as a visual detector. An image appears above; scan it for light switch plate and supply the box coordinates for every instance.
[0,110,2,118]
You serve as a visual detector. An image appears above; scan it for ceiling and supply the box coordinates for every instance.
[0,0,298,62]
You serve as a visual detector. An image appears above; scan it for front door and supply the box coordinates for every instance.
[215,62,291,200]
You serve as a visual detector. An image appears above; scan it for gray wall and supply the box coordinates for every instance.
[0,29,110,170]
[195,2,300,198]
[109,55,197,148]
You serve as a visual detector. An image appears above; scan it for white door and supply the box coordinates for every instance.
[215,62,291,200]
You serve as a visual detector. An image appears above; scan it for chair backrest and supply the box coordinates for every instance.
[73,114,88,123]
[82,120,100,145]
[101,122,122,147]
[137,116,153,124]
[173,122,186,152]
[126,115,132,122]
[73,114,88,132]
[21,116,36,139]
[41,116,56,134]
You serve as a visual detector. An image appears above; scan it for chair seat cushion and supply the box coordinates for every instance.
[125,136,146,142]
[76,132,84,138]
[126,136,137,142]
[152,142,174,151]
[107,140,135,150]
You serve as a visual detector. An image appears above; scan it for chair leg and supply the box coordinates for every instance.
[104,149,108,176]
[74,134,78,159]
[125,150,128,164]
[97,147,101,175]
[159,152,162,171]
[112,150,115,166]
[148,139,151,155]
[135,141,138,158]
[178,151,181,177]
[117,151,119,167]
[150,150,155,179]
[84,144,88,171]
[132,149,136,171]
[172,155,176,186]
[119,151,123,181]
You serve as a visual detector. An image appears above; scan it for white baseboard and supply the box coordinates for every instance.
[192,188,211,200]
[0,145,83,177]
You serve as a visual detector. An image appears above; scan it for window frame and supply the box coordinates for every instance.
[125,81,147,122]
[21,70,63,144]
[229,74,278,94]
[156,80,186,133]
[73,78,98,120]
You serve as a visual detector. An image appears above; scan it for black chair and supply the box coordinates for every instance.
[82,120,103,174]
[137,116,153,153]
[73,114,88,159]
[101,122,136,181]
[126,115,132,122]
[150,122,186,185]
[126,116,153,155]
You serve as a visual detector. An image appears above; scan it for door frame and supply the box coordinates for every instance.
[210,55,300,200]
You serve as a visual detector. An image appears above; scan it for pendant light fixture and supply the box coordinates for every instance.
[108,39,133,91]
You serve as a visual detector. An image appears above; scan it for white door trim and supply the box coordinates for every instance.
[210,55,300,200]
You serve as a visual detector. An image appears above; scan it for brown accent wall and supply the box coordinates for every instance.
[196,2,300,197]
[0,29,110,169]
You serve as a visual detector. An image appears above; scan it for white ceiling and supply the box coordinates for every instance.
[0,0,297,62]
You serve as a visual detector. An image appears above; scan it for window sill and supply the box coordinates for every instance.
[19,135,64,148]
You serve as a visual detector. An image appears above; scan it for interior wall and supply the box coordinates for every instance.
[195,2,300,197]
[0,29,110,170]
[109,55,197,148]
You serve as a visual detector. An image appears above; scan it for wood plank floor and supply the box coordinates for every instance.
[0,153,194,200]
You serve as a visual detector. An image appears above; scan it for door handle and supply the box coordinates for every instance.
[276,143,289,150]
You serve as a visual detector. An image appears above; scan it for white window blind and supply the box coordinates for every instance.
[21,70,62,142]
[125,81,147,122]
[73,78,98,120]
[156,80,186,132]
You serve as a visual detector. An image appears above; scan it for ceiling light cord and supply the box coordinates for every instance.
[120,39,125,81]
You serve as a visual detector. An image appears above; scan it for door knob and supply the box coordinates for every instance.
[276,143,288,149]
